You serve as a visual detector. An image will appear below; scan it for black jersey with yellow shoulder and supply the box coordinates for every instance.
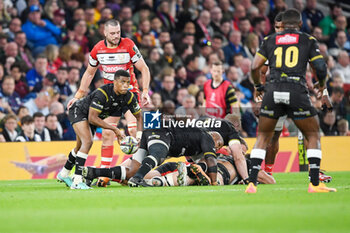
[75,84,141,119]
[257,29,323,85]
[198,118,242,146]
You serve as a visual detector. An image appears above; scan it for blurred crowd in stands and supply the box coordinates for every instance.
[0,0,349,142]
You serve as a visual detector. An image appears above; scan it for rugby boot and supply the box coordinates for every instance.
[190,164,211,186]
[308,183,337,193]
[245,182,257,193]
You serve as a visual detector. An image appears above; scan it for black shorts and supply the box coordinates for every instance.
[260,83,317,119]
[139,129,172,151]
[68,102,97,135]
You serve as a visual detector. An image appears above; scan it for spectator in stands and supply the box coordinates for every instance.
[33,112,50,141]
[320,111,338,136]
[146,47,162,83]
[318,2,342,41]
[223,30,247,66]
[44,44,60,74]
[156,1,175,33]
[4,17,22,41]
[22,5,61,56]
[198,39,212,70]
[334,51,350,84]
[88,19,106,50]
[45,113,62,141]
[159,71,177,104]
[175,88,189,108]
[24,90,50,116]
[337,119,350,136]
[120,19,134,39]
[174,65,189,89]
[1,76,22,113]
[11,63,29,99]
[194,75,208,88]
[239,17,252,44]
[252,17,266,42]
[175,94,199,119]
[211,34,225,61]
[67,19,89,54]
[329,30,350,58]
[243,33,259,60]
[210,6,223,35]
[242,100,259,137]
[151,92,162,110]
[54,67,72,102]
[0,42,22,67]
[14,31,34,69]
[72,7,85,22]
[118,6,133,22]
[232,4,246,31]
[26,54,48,93]
[100,7,113,21]
[67,66,79,94]
[302,0,324,30]
[1,114,19,142]
[331,86,346,121]
[52,9,66,29]
[311,27,327,44]
[16,115,42,142]
[194,10,213,43]
[185,54,202,84]
[16,106,30,122]
[256,0,271,35]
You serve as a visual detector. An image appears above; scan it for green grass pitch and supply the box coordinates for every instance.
[0,172,349,233]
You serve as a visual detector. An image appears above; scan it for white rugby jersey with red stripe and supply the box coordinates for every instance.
[89,38,142,93]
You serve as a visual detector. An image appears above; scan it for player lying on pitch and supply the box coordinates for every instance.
[83,126,224,186]
[57,70,142,189]
[143,143,275,187]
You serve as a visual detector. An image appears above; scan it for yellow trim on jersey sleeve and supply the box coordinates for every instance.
[97,88,109,102]
[89,107,102,113]
[310,55,323,62]
[128,92,134,104]
[257,52,267,60]
[309,36,316,40]
[264,36,269,40]
[133,109,141,115]
[204,152,217,157]
[227,88,235,95]
[228,96,236,101]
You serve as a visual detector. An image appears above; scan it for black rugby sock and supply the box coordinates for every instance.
[135,156,157,179]
[249,158,263,185]
[64,151,76,170]
[308,158,320,186]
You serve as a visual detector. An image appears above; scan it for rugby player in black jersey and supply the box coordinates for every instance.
[83,127,224,187]
[260,12,333,183]
[246,9,336,193]
[57,70,142,189]
[195,114,250,183]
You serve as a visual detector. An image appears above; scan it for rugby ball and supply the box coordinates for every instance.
[120,136,139,154]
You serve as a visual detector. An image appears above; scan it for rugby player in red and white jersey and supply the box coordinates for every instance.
[67,19,150,187]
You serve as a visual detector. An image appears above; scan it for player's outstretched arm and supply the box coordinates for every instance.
[67,64,98,109]
[88,108,124,142]
[134,58,151,106]
[251,53,267,102]
[229,140,249,181]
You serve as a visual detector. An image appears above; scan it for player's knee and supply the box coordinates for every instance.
[148,143,168,164]
[102,129,115,142]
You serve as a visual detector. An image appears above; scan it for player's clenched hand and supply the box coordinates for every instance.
[141,91,150,106]
[67,97,78,110]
